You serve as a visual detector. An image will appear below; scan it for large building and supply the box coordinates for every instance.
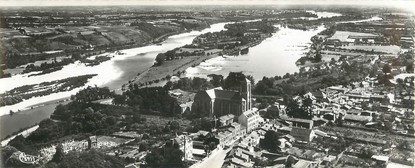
[238,109,262,132]
[192,78,252,117]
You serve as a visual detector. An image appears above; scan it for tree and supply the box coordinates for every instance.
[246,75,255,85]
[382,64,392,74]
[139,143,148,152]
[155,53,166,66]
[146,146,184,168]
[51,144,65,163]
[359,147,375,159]
[112,95,125,105]
[208,74,224,87]
[71,53,81,60]
[259,130,280,152]
[315,52,322,62]
[286,99,312,119]
[224,72,246,90]
[253,157,269,167]
[46,149,124,168]
[406,63,414,73]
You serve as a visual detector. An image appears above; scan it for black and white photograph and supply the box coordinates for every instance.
[0,0,414,167]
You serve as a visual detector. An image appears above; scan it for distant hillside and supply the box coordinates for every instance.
[1,22,207,69]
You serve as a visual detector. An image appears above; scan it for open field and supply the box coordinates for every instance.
[337,45,401,55]
[134,54,219,85]
[328,31,378,42]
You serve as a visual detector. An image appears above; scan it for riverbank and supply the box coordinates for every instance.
[0,98,70,140]
[0,22,231,141]
[1,125,39,146]
[132,54,220,88]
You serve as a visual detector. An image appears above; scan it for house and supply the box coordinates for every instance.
[282,116,314,129]
[222,146,255,168]
[87,136,98,149]
[275,126,291,134]
[343,114,372,123]
[271,155,298,167]
[328,86,349,94]
[371,155,389,167]
[290,128,315,143]
[370,94,386,103]
[168,89,196,114]
[171,135,193,161]
[218,114,235,127]
[238,109,262,132]
[323,113,337,122]
[292,159,319,168]
[230,122,246,138]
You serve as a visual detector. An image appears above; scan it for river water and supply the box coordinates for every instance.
[0,22,229,139]
[185,25,326,80]
[0,12,348,140]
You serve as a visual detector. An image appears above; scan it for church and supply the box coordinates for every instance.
[192,78,252,118]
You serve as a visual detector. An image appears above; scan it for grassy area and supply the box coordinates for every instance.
[338,45,401,55]
[328,31,378,42]
[134,54,219,86]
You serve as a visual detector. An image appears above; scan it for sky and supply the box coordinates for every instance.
[0,0,414,12]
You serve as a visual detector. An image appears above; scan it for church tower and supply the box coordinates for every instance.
[240,78,252,111]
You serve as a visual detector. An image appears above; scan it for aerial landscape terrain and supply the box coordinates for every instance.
[0,0,414,168]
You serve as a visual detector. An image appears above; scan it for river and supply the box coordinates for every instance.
[0,22,229,139]
[183,15,383,80]
[185,25,326,80]
[0,12,349,140]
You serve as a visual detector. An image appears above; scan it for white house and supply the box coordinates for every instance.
[238,109,262,132]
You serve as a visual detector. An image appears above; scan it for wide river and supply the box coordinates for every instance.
[1,11,348,140]
[0,22,229,139]
[185,25,326,80]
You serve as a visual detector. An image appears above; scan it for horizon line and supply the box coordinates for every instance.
[0,0,413,13]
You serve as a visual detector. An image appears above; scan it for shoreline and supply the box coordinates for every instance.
[0,22,230,139]
[0,98,71,140]
[0,32,188,116]
[1,125,39,146]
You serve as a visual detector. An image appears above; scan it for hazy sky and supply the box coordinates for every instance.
[0,0,414,12]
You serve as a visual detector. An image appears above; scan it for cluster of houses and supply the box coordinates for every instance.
[164,70,413,167]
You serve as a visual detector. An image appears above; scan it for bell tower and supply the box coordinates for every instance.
[240,78,252,111]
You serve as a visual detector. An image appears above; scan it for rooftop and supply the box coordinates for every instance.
[168,89,196,104]
[242,109,259,118]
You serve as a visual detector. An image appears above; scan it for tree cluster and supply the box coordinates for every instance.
[145,144,185,168]
[44,149,124,168]
[118,85,182,116]
[259,130,281,153]
[70,86,115,103]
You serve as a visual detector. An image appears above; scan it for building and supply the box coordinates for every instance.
[218,114,235,127]
[168,89,196,114]
[292,159,319,168]
[290,128,315,143]
[238,109,262,132]
[282,116,314,129]
[171,135,193,161]
[193,78,252,117]
[87,136,98,149]
[343,114,372,123]
[222,146,255,168]
[371,155,389,167]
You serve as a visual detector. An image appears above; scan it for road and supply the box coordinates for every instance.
[191,147,230,168]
